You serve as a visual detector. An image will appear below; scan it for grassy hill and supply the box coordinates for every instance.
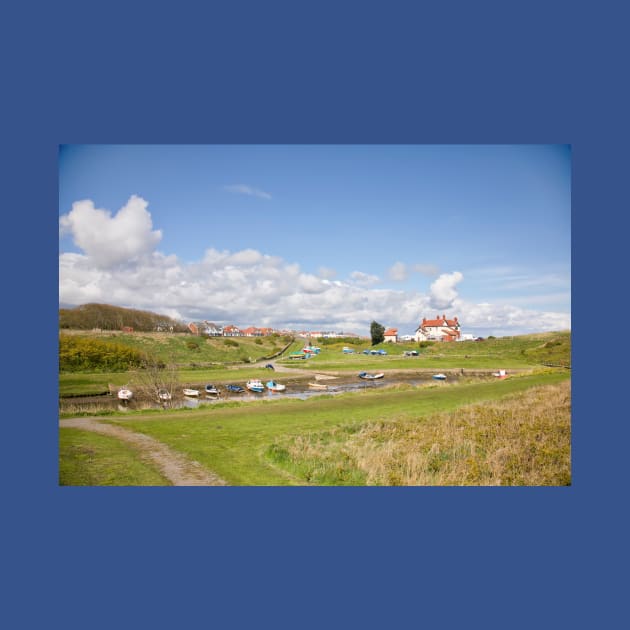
[59,330,299,371]
[59,303,188,332]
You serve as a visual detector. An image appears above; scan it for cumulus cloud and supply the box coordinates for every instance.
[224,184,272,200]
[59,198,570,336]
[318,266,337,279]
[349,271,380,286]
[388,262,408,282]
[59,195,162,268]
[429,271,464,310]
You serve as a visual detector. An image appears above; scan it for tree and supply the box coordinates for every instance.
[370,321,385,346]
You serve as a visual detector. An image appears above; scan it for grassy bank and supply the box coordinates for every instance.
[101,371,570,485]
[59,428,170,486]
[268,380,571,485]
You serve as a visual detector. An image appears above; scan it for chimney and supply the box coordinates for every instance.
[442,314,446,320]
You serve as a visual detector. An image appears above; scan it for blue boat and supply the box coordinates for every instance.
[226,384,245,393]
[432,374,447,380]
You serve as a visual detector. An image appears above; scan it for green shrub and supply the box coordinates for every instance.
[224,339,239,348]
[59,335,148,372]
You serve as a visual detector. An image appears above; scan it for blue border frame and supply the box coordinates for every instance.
[4,2,625,628]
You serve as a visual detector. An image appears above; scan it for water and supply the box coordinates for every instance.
[59,374,465,413]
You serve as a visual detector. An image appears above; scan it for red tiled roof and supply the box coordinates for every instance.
[384,328,398,336]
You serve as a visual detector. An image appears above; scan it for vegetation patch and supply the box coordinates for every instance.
[59,428,170,485]
[265,380,571,486]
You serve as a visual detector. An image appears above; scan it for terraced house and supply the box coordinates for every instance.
[414,315,461,342]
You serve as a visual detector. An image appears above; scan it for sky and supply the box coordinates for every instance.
[59,144,571,337]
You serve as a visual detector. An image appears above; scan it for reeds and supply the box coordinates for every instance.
[271,380,571,486]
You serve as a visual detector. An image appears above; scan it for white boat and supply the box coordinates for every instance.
[117,387,133,400]
[158,389,172,401]
[432,374,447,380]
[493,369,507,379]
[308,382,328,390]
[266,380,286,392]
[183,388,200,397]
[358,372,384,380]
[246,379,265,393]
[205,384,219,395]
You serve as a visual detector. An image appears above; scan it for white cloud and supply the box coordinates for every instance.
[388,262,408,282]
[429,271,463,310]
[349,271,380,286]
[224,184,272,200]
[318,266,337,279]
[59,198,570,336]
[59,195,162,269]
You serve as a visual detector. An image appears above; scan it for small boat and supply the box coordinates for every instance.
[308,382,328,390]
[183,388,200,397]
[266,380,286,392]
[246,379,265,393]
[358,372,384,380]
[117,387,133,400]
[493,369,507,379]
[264,363,275,370]
[204,384,219,395]
[432,374,447,380]
[226,384,245,393]
[158,388,172,401]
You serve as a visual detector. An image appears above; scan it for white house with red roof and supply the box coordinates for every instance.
[414,315,461,342]
[383,327,398,343]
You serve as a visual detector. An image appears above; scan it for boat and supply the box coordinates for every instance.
[226,384,244,393]
[266,380,286,392]
[204,384,219,395]
[264,363,275,370]
[117,387,133,400]
[493,369,507,379]
[358,372,384,380]
[246,379,265,393]
[308,382,328,390]
[158,388,172,401]
[183,388,200,397]
[432,374,447,380]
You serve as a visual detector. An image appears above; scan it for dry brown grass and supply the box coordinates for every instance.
[279,380,571,486]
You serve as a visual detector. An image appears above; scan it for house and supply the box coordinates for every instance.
[188,321,223,336]
[414,315,461,342]
[222,324,243,337]
[242,327,263,337]
[203,322,223,336]
[383,328,398,343]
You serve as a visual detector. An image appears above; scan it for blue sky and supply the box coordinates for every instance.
[59,145,571,336]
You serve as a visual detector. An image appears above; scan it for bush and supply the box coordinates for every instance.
[186,340,200,350]
[59,335,148,372]
[224,339,239,348]
[254,338,263,345]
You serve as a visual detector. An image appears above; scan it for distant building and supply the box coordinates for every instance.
[383,328,398,343]
[415,315,461,342]
[222,325,243,337]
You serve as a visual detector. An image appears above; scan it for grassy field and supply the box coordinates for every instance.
[58,330,570,397]
[59,428,170,486]
[102,370,570,485]
[277,331,571,372]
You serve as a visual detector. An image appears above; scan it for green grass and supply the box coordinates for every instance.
[105,371,570,485]
[277,331,571,372]
[59,428,171,486]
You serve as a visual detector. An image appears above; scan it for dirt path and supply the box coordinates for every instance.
[60,417,227,486]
